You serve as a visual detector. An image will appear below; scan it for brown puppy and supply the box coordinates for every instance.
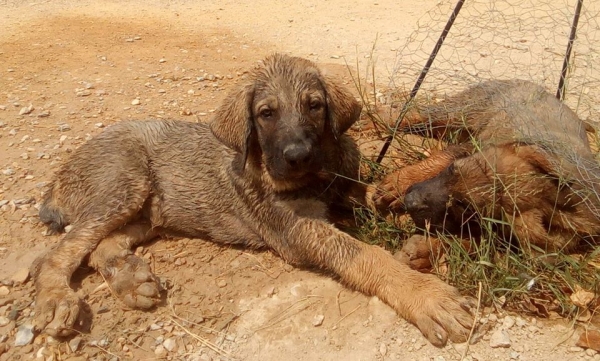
[375,79,600,254]
[32,54,475,346]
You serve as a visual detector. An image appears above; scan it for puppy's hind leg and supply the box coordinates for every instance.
[88,220,162,309]
[32,184,151,337]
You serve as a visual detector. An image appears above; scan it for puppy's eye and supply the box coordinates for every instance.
[260,109,274,119]
[309,100,323,111]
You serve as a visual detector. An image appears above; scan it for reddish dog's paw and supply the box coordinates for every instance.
[409,277,476,346]
[103,255,162,309]
[34,287,82,337]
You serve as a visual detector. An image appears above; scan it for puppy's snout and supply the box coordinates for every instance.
[283,143,312,166]
[404,187,429,212]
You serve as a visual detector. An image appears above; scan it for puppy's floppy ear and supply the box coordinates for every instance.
[321,75,362,138]
[210,83,255,161]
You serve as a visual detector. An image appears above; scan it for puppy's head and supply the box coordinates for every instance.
[405,142,592,235]
[210,53,361,186]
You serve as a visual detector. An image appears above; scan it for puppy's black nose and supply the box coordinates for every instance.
[283,143,312,167]
[404,187,428,212]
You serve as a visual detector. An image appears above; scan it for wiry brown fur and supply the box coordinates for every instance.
[374,79,600,253]
[32,54,474,346]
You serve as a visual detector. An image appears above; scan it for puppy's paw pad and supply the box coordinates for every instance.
[104,255,162,309]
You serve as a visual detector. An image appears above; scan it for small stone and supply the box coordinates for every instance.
[312,314,325,327]
[11,268,29,284]
[586,349,597,356]
[216,279,227,288]
[58,123,71,131]
[20,153,29,160]
[569,346,584,352]
[154,345,166,356]
[149,323,162,331]
[76,90,92,97]
[69,336,82,352]
[0,286,9,296]
[2,168,15,176]
[159,58,166,63]
[515,317,527,327]
[510,351,520,359]
[95,122,105,128]
[131,98,141,105]
[59,135,68,144]
[488,314,498,322]
[379,342,387,356]
[489,329,511,348]
[0,316,9,326]
[502,316,515,329]
[163,338,177,352]
[433,357,446,361]
[19,104,34,115]
[14,324,34,346]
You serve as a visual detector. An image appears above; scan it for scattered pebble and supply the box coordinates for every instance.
[11,268,29,284]
[502,316,515,329]
[312,314,325,327]
[379,342,387,356]
[490,329,511,348]
[69,336,82,352]
[19,104,34,115]
[0,286,9,296]
[14,324,34,346]
[2,168,15,176]
[216,279,227,288]
[163,338,177,352]
[154,345,167,356]
[58,123,71,132]
[132,98,141,105]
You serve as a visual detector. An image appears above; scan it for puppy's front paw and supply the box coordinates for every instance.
[34,287,82,338]
[407,277,476,346]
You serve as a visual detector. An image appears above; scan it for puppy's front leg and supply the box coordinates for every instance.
[258,204,475,347]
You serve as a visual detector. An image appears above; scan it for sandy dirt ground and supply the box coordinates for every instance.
[1,1,599,360]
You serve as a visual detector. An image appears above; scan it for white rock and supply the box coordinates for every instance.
[14,324,35,346]
[502,316,515,329]
[69,336,82,352]
[131,98,141,105]
[154,345,167,356]
[163,338,177,352]
[312,314,325,327]
[379,342,387,356]
[0,286,9,296]
[489,329,511,348]
[11,268,29,284]
[19,104,34,115]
